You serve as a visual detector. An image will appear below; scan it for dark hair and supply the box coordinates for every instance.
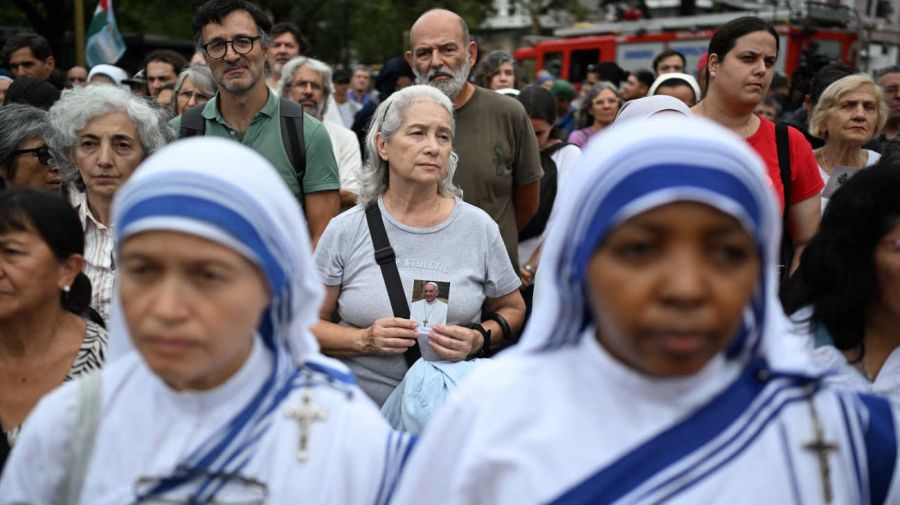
[631,69,655,88]
[517,85,557,124]
[590,61,627,87]
[473,50,516,89]
[2,32,54,63]
[0,188,92,315]
[333,68,352,84]
[192,0,272,49]
[271,21,306,53]
[875,65,900,80]
[789,167,900,355]
[652,50,685,74]
[809,63,856,104]
[3,77,60,109]
[706,17,779,81]
[143,49,187,77]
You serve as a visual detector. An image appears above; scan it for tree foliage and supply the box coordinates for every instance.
[2,0,493,68]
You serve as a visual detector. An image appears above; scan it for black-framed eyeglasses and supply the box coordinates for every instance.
[11,146,51,165]
[201,36,260,59]
[134,467,268,504]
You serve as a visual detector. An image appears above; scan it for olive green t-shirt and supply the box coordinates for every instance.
[453,86,543,268]
[170,91,340,196]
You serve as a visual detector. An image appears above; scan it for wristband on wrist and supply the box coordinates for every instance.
[464,323,491,360]
[484,312,512,342]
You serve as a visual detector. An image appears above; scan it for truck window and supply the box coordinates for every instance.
[544,51,563,78]
[570,49,600,83]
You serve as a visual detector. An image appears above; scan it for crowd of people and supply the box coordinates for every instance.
[1,0,900,502]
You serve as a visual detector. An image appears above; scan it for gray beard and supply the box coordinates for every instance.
[301,101,326,119]
[416,58,470,99]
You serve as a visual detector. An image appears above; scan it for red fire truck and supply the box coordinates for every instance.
[513,11,858,83]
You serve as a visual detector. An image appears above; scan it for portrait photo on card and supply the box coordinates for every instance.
[410,280,450,330]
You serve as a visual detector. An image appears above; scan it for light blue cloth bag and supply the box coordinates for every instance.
[381,358,483,434]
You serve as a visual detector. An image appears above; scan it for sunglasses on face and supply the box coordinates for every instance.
[11,145,51,165]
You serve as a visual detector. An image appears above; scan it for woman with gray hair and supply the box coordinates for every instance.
[47,84,170,323]
[568,81,621,148]
[0,104,58,191]
[473,50,516,91]
[312,85,525,430]
[172,64,217,116]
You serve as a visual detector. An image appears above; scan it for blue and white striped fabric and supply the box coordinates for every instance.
[107,136,350,500]
[390,116,900,505]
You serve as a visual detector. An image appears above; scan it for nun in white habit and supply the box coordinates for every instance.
[0,137,411,504]
[391,116,900,505]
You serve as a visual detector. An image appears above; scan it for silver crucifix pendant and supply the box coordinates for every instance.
[285,389,328,462]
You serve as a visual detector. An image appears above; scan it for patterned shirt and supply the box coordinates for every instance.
[69,191,116,324]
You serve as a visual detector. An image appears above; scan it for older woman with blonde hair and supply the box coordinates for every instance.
[47,85,170,322]
[313,85,524,428]
[808,73,887,209]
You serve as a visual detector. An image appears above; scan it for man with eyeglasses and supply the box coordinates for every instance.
[279,56,362,209]
[171,0,340,248]
[0,104,59,192]
[877,65,900,143]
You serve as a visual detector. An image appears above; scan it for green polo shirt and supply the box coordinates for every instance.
[170,91,340,196]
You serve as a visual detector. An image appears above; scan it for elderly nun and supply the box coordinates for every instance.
[391,116,900,504]
[0,138,411,505]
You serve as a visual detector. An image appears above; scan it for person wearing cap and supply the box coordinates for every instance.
[549,79,576,136]
[87,64,129,90]
[122,70,148,96]
[648,72,702,107]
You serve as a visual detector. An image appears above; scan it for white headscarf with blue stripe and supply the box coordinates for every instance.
[107,136,337,497]
[518,115,811,374]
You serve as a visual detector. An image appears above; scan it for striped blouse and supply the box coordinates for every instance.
[69,190,116,324]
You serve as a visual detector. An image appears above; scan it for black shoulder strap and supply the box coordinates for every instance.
[775,122,795,289]
[775,123,792,213]
[280,99,307,207]
[364,202,420,367]
[178,105,206,139]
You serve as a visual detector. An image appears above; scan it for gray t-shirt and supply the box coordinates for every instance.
[313,196,521,406]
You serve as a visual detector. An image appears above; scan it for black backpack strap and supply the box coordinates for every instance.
[364,202,420,367]
[178,105,206,139]
[775,123,794,288]
[279,99,307,209]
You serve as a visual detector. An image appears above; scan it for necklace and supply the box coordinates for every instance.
[422,302,437,326]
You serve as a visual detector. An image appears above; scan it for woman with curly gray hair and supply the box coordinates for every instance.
[568,81,621,148]
[47,84,170,323]
[312,85,525,430]
[0,104,57,191]
[473,50,516,91]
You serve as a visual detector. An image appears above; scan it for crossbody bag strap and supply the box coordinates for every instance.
[364,202,420,367]
[61,371,103,505]
[280,100,307,211]
[775,122,793,287]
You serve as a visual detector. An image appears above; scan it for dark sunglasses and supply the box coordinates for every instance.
[12,145,51,165]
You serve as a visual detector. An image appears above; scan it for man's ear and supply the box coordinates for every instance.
[46,55,56,72]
